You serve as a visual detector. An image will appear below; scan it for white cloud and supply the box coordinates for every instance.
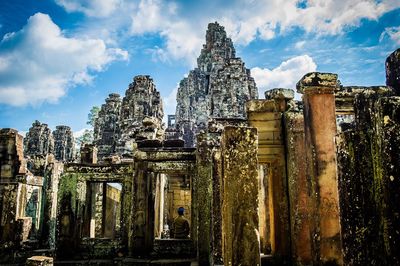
[251,55,317,96]
[379,26,400,45]
[0,13,128,106]
[295,40,306,49]
[131,0,203,65]
[53,0,400,63]
[55,0,121,17]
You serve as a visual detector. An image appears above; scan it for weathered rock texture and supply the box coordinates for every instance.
[386,48,400,95]
[175,22,258,147]
[284,110,313,265]
[93,93,122,159]
[336,87,400,265]
[116,75,164,155]
[24,121,54,157]
[221,126,260,266]
[52,126,74,162]
[0,129,28,260]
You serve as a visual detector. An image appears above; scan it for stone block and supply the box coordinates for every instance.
[265,88,294,100]
[297,72,338,94]
[26,256,53,266]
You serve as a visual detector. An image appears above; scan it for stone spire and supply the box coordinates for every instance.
[93,93,122,159]
[24,120,54,157]
[115,75,164,155]
[175,22,258,147]
[53,125,75,162]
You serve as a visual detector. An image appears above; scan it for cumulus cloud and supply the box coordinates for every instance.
[54,0,400,63]
[0,13,128,106]
[55,0,121,17]
[379,26,400,45]
[251,55,317,96]
[131,0,203,65]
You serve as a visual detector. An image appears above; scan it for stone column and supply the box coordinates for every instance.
[284,109,313,265]
[297,72,343,265]
[376,96,400,264]
[195,132,214,266]
[0,129,25,254]
[221,126,260,266]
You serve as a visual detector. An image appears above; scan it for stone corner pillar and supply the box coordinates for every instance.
[221,126,261,266]
[297,72,344,265]
[386,48,400,95]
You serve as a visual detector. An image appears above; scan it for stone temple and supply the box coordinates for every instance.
[1,22,400,266]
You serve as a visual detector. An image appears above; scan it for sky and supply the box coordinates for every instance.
[0,0,399,137]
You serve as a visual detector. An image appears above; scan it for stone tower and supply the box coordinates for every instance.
[53,125,75,162]
[175,22,258,147]
[115,75,164,155]
[24,120,54,157]
[93,93,122,159]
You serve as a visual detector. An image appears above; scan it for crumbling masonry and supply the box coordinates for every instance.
[1,22,400,266]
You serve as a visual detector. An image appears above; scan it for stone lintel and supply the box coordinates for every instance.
[335,86,393,115]
[135,149,196,162]
[265,88,294,100]
[297,72,338,94]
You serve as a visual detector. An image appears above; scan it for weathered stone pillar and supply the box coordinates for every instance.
[0,129,26,256]
[376,96,400,264]
[284,108,313,265]
[297,72,343,265]
[131,161,153,254]
[221,126,261,266]
[195,132,214,266]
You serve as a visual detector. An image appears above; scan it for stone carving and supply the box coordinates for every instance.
[115,75,164,155]
[93,93,122,159]
[175,22,258,147]
[24,120,54,157]
[53,126,75,162]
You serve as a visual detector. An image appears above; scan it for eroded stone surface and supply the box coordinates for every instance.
[386,48,400,95]
[94,93,122,159]
[221,126,260,266]
[116,75,164,155]
[175,22,258,147]
[24,120,54,157]
[53,126,74,162]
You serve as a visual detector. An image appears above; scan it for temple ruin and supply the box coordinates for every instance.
[1,22,400,266]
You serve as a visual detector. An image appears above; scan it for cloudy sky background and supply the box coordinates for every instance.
[0,0,399,135]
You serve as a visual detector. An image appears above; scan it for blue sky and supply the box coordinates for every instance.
[0,0,399,136]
